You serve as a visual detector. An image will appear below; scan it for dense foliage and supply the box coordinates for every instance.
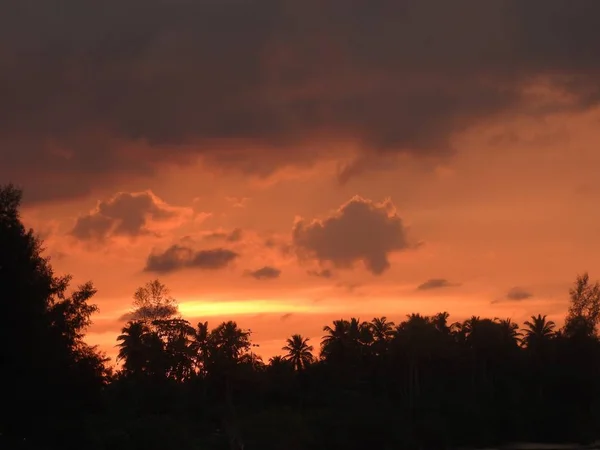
[3,184,600,449]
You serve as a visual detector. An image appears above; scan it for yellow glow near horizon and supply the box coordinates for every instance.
[177,299,325,317]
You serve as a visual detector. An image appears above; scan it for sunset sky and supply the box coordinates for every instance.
[2,1,600,362]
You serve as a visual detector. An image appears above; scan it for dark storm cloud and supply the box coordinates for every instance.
[2,0,600,201]
[293,196,412,275]
[71,191,176,240]
[417,278,458,290]
[246,266,282,280]
[144,245,238,273]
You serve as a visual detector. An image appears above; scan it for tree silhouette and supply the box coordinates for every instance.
[117,321,151,376]
[495,317,522,347]
[130,279,179,324]
[522,314,556,348]
[564,272,600,338]
[282,334,314,371]
[0,184,107,447]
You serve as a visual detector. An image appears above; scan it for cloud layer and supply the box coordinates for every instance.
[293,196,411,275]
[3,0,600,201]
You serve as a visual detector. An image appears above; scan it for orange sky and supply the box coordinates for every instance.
[3,1,600,363]
[16,106,600,362]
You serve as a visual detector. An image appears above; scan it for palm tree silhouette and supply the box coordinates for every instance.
[495,317,523,346]
[522,314,556,348]
[282,334,314,371]
[371,317,395,341]
[370,317,395,356]
[116,321,151,376]
[321,319,350,361]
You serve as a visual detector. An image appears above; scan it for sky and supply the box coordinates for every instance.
[2,0,600,362]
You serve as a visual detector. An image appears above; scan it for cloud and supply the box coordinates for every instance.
[144,246,238,273]
[246,266,282,280]
[417,278,458,290]
[307,269,333,279]
[71,191,186,241]
[491,286,534,304]
[280,313,293,321]
[204,228,243,242]
[506,287,534,301]
[292,196,412,275]
[3,0,600,201]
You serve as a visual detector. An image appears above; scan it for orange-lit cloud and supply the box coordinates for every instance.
[145,246,239,273]
[71,191,191,241]
[246,266,282,280]
[293,196,414,275]
[417,279,460,291]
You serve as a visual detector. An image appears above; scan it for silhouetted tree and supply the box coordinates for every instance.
[0,184,107,447]
[282,334,314,371]
[564,272,600,338]
[130,279,179,324]
[522,314,556,349]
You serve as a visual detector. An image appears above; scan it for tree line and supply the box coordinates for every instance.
[2,183,600,450]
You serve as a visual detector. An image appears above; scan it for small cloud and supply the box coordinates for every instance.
[71,191,190,241]
[491,287,534,304]
[144,246,239,273]
[246,266,282,280]
[280,313,293,321]
[506,287,533,301]
[417,278,459,290]
[307,269,333,278]
[204,228,243,242]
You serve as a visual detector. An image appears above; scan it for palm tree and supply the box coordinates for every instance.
[432,312,451,335]
[192,321,210,373]
[206,321,252,374]
[154,318,196,382]
[348,317,373,346]
[371,317,395,356]
[371,316,395,342]
[321,319,350,361]
[495,317,523,346]
[522,314,556,348]
[116,321,150,376]
[268,355,286,366]
[460,315,481,339]
[282,334,314,371]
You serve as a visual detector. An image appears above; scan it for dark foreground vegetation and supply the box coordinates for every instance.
[3,184,600,450]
